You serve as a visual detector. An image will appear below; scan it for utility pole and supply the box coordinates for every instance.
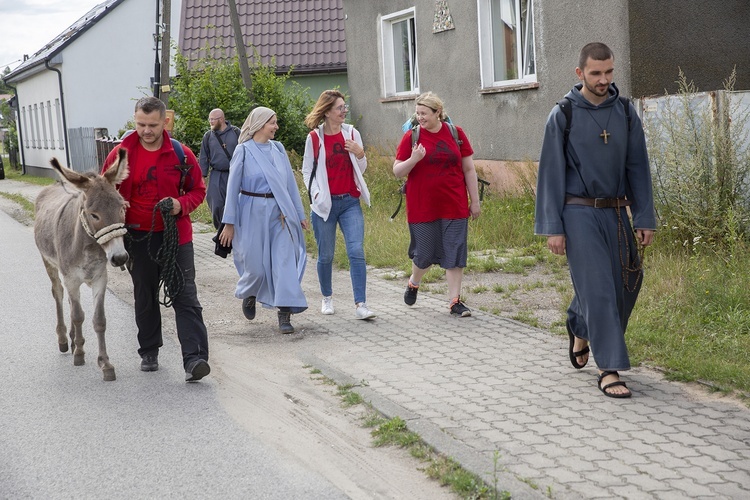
[152,0,161,98]
[227,0,253,99]
[159,0,172,106]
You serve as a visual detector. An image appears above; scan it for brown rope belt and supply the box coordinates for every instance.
[565,196,643,292]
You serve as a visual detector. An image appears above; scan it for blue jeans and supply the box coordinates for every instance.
[311,195,367,304]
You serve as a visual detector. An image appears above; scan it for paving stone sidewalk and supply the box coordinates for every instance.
[195,230,750,500]
[4,178,750,499]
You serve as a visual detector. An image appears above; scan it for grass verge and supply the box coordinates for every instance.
[308,367,511,499]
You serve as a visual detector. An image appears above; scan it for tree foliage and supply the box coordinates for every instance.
[169,49,313,155]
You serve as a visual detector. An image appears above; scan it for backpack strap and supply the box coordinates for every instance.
[171,138,186,165]
[619,96,632,131]
[558,98,573,157]
[307,130,321,205]
[170,138,191,195]
[560,96,632,156]
[213,130,233,160]
[412,122,463,149]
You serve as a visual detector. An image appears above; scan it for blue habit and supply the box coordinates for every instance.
[534,83,656,371]
[222,140,308,313]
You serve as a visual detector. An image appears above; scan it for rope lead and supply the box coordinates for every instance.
[153,198,184,307]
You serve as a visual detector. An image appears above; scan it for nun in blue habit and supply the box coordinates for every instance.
[219,107,308,334]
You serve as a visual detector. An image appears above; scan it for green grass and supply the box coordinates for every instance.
[3,168,56,186]
[310,366,510,499]
[0,192,35,215]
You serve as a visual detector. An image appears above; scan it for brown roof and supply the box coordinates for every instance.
[179,0,346,74]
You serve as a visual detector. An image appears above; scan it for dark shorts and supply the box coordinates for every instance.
[408,218,468,270]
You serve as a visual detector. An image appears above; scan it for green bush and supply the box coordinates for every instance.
[645,69,750,249]
[169,47,313,155]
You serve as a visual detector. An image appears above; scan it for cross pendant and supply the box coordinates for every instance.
[600,129,610,144]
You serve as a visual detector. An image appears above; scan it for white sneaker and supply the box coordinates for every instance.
[321,296,335,315]
[355,302,376,320]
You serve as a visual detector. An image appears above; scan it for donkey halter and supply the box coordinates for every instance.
[78,209,127,245]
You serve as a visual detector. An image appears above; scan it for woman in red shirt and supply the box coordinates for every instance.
[393,92,481,317]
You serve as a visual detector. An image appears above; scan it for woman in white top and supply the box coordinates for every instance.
[302,90,376,320]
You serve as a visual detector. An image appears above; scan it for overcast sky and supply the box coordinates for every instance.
[0,0,102,73]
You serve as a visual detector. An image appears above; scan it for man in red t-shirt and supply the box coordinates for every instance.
[102,97,210,382]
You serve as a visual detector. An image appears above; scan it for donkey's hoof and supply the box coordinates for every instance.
[73,353,85,366]
[102,368,116,381]
[59,342,69,353]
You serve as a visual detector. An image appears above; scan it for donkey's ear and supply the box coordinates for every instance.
[49,158,90,188]
[103,148,129,185]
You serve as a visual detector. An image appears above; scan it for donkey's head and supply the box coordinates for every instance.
[50,149,130,267]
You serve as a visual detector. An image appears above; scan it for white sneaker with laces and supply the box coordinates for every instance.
[355,302,376,320]
[321,296,335,315]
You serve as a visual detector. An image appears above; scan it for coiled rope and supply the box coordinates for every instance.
[129,198,184,308]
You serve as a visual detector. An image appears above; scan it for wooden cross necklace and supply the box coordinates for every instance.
[585,107,615,144]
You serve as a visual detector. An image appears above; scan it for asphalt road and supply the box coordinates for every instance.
[0,209,348,499]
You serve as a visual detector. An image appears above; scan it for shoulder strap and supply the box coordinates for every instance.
[410,125,420,148]
[412,122,463,148]
[213,130,233,160]
[307,130,321,204]
[445,122,463,147]
[171,138,186,165]
[559,96,632,158]
[558,98,573,156]
[619,96,632,131]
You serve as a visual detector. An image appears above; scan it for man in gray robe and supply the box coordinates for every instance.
[199,108,241,229]
[534,42,656,398]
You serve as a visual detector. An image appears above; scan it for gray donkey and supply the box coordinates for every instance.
[34,149,129,381]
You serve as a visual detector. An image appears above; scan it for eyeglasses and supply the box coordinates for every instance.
[334,104,350,112]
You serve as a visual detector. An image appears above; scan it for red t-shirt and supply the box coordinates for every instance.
[395,123,474,223]
[128,148,163,231]
[325,132,359,197]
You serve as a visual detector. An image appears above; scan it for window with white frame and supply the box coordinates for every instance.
[33,104,42,149]
[47,100,55,147]
[55,99,64,149]
[41,101,49,149]
[381,8,419,97]
[478,0,536,88]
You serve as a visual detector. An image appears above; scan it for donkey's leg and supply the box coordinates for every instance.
[64,279,86,367]
[91,275,115,381]
[41,257,68,352]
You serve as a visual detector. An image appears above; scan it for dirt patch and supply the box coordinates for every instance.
[371,261,570,332]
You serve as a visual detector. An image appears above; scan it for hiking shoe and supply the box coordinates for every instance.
[355,302,376,320]
[242,296,256,320]
[140,353,159,372]
[404,280,419,306]
[278,310,295,334]
[321,296,334,315]
[450,300,471,317]
[185,359,211,382]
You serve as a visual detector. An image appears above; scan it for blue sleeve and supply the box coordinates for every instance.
[199,132,210,177]
[222,143,244,225]
[624,109,657,230]
[534,107,568,235]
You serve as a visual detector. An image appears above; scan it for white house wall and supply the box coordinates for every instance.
[62,0,161,136]
[17,71,66,169]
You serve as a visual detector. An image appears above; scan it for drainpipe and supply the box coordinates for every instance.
[2,80,26,175]
[45,58,71,167]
